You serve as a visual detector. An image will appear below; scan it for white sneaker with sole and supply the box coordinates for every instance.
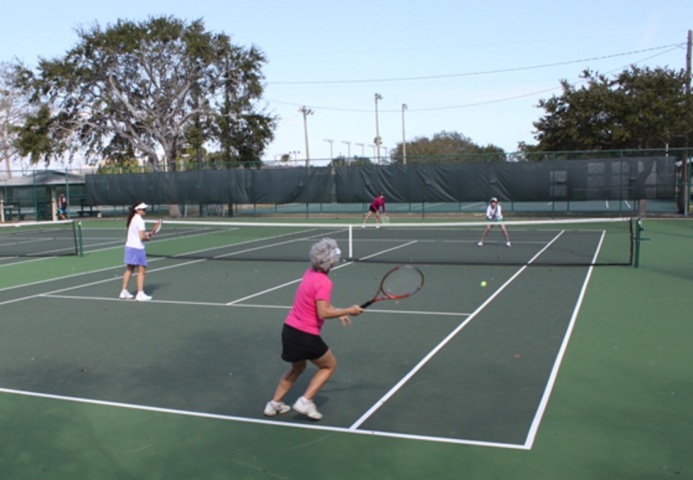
[119,289,134,299]
[264,400,291,417]
[135,291,152,301]
[506,242,512,247]
[292,396,322,420]
[477,241,483,247]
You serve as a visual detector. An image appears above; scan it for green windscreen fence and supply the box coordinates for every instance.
[85,157,675,206]
[85,168,331,205]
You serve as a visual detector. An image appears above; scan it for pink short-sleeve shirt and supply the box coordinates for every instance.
[285,269,332,335]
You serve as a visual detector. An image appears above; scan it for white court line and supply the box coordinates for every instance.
[0,387,526,449]
[0,259,204,307]
[224,240,418,305]
[459,202,484,210]
[348,230,565,431]
[0,256,53,268]
[39,294,471,317]
[522,230,606,449]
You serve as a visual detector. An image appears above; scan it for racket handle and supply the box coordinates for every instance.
[360,300,373,309]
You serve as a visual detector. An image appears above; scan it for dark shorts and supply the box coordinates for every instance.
[368,205,378,213]
[281,324,329,362]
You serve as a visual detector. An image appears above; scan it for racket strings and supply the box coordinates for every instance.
[381,266,424,298]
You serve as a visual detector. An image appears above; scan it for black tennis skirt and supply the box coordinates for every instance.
[368,205,377,213]
[281,324,329,362]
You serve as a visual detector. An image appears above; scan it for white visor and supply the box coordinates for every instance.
[135,202,149,210]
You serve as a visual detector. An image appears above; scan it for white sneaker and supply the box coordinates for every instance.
[292,396,322,420]
[506,242,512,247]
[264,400,291,417]
[135,291,152,301]
[361,224,366,229]
[477,241,483,247]
[375,225,380,229]
[119,289,134,299]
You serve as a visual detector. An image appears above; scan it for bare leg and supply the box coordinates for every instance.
[500,224,511,243]
[136,265,147,292]
[272,360,307,402]
[479,225,493,244]
[122,265,135,291]
[363,211,373,224]
[303,350,337,400]
[375,211,380,225]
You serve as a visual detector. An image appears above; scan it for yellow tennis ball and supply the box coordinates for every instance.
[480,281,487,287]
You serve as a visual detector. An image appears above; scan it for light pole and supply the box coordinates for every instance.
[323,139,334,160]
[299,106,314,167]
[369,144,376,159]
[341,141,351,160]
[291,151,300,167]
[355,143,365,157]
[401,104,408,165]
[374,93,383,164]
[380,145,388,162]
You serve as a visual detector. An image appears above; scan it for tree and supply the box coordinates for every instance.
[14,16,275,169]
[329,155,374,167]
[0,61,35,177]
[390,130,505,163]
[529,66,692,152]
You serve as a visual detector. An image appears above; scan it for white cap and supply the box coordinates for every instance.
[490,197,498,203]
[135,202,149,210]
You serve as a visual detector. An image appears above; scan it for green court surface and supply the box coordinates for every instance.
[0,219,691,479]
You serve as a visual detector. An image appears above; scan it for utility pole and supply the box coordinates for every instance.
[401,104,408,165]
[683,30,692,216]
[299,106,314,167]
[374,93,383,164]
[355,143,365,157]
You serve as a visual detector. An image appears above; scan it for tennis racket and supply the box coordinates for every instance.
[380,214,390,224]
[150,220,162,236]
[360,265,424,309]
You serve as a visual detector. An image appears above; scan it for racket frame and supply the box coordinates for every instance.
[360,265,424,308]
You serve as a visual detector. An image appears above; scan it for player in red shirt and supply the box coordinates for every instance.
[362,193,386,228]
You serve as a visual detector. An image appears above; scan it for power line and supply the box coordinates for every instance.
[270,44,682,85]
[266,45,682,113]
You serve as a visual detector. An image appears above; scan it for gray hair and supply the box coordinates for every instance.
[310,238,341,272]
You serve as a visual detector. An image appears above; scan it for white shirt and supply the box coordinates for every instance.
[486,204,503,221]
[126,214,146,249]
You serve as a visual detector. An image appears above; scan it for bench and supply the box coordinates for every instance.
[2,203,25,221]
[78,200,101,218]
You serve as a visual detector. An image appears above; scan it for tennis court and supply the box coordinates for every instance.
[0,218,690,479]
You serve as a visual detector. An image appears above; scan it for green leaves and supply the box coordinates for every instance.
[532,66,692,152]
[15,16,274,168]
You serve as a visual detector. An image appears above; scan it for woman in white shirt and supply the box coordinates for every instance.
[477,197,511,247]
[120,202,153,301]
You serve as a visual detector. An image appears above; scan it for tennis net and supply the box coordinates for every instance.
[143,218,633,266]
[0,220,79,257]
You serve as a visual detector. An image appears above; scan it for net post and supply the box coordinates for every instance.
[634,218,644,268]
[348,224,353,259]
[77,221,84,257]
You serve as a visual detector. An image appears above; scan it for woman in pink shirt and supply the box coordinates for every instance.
[264,238,363,420]
[362,193,386,228]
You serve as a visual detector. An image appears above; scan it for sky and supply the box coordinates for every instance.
[1,0,691,167]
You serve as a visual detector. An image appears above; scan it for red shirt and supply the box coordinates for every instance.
[370,197,386,212]
[285,269,332,335]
